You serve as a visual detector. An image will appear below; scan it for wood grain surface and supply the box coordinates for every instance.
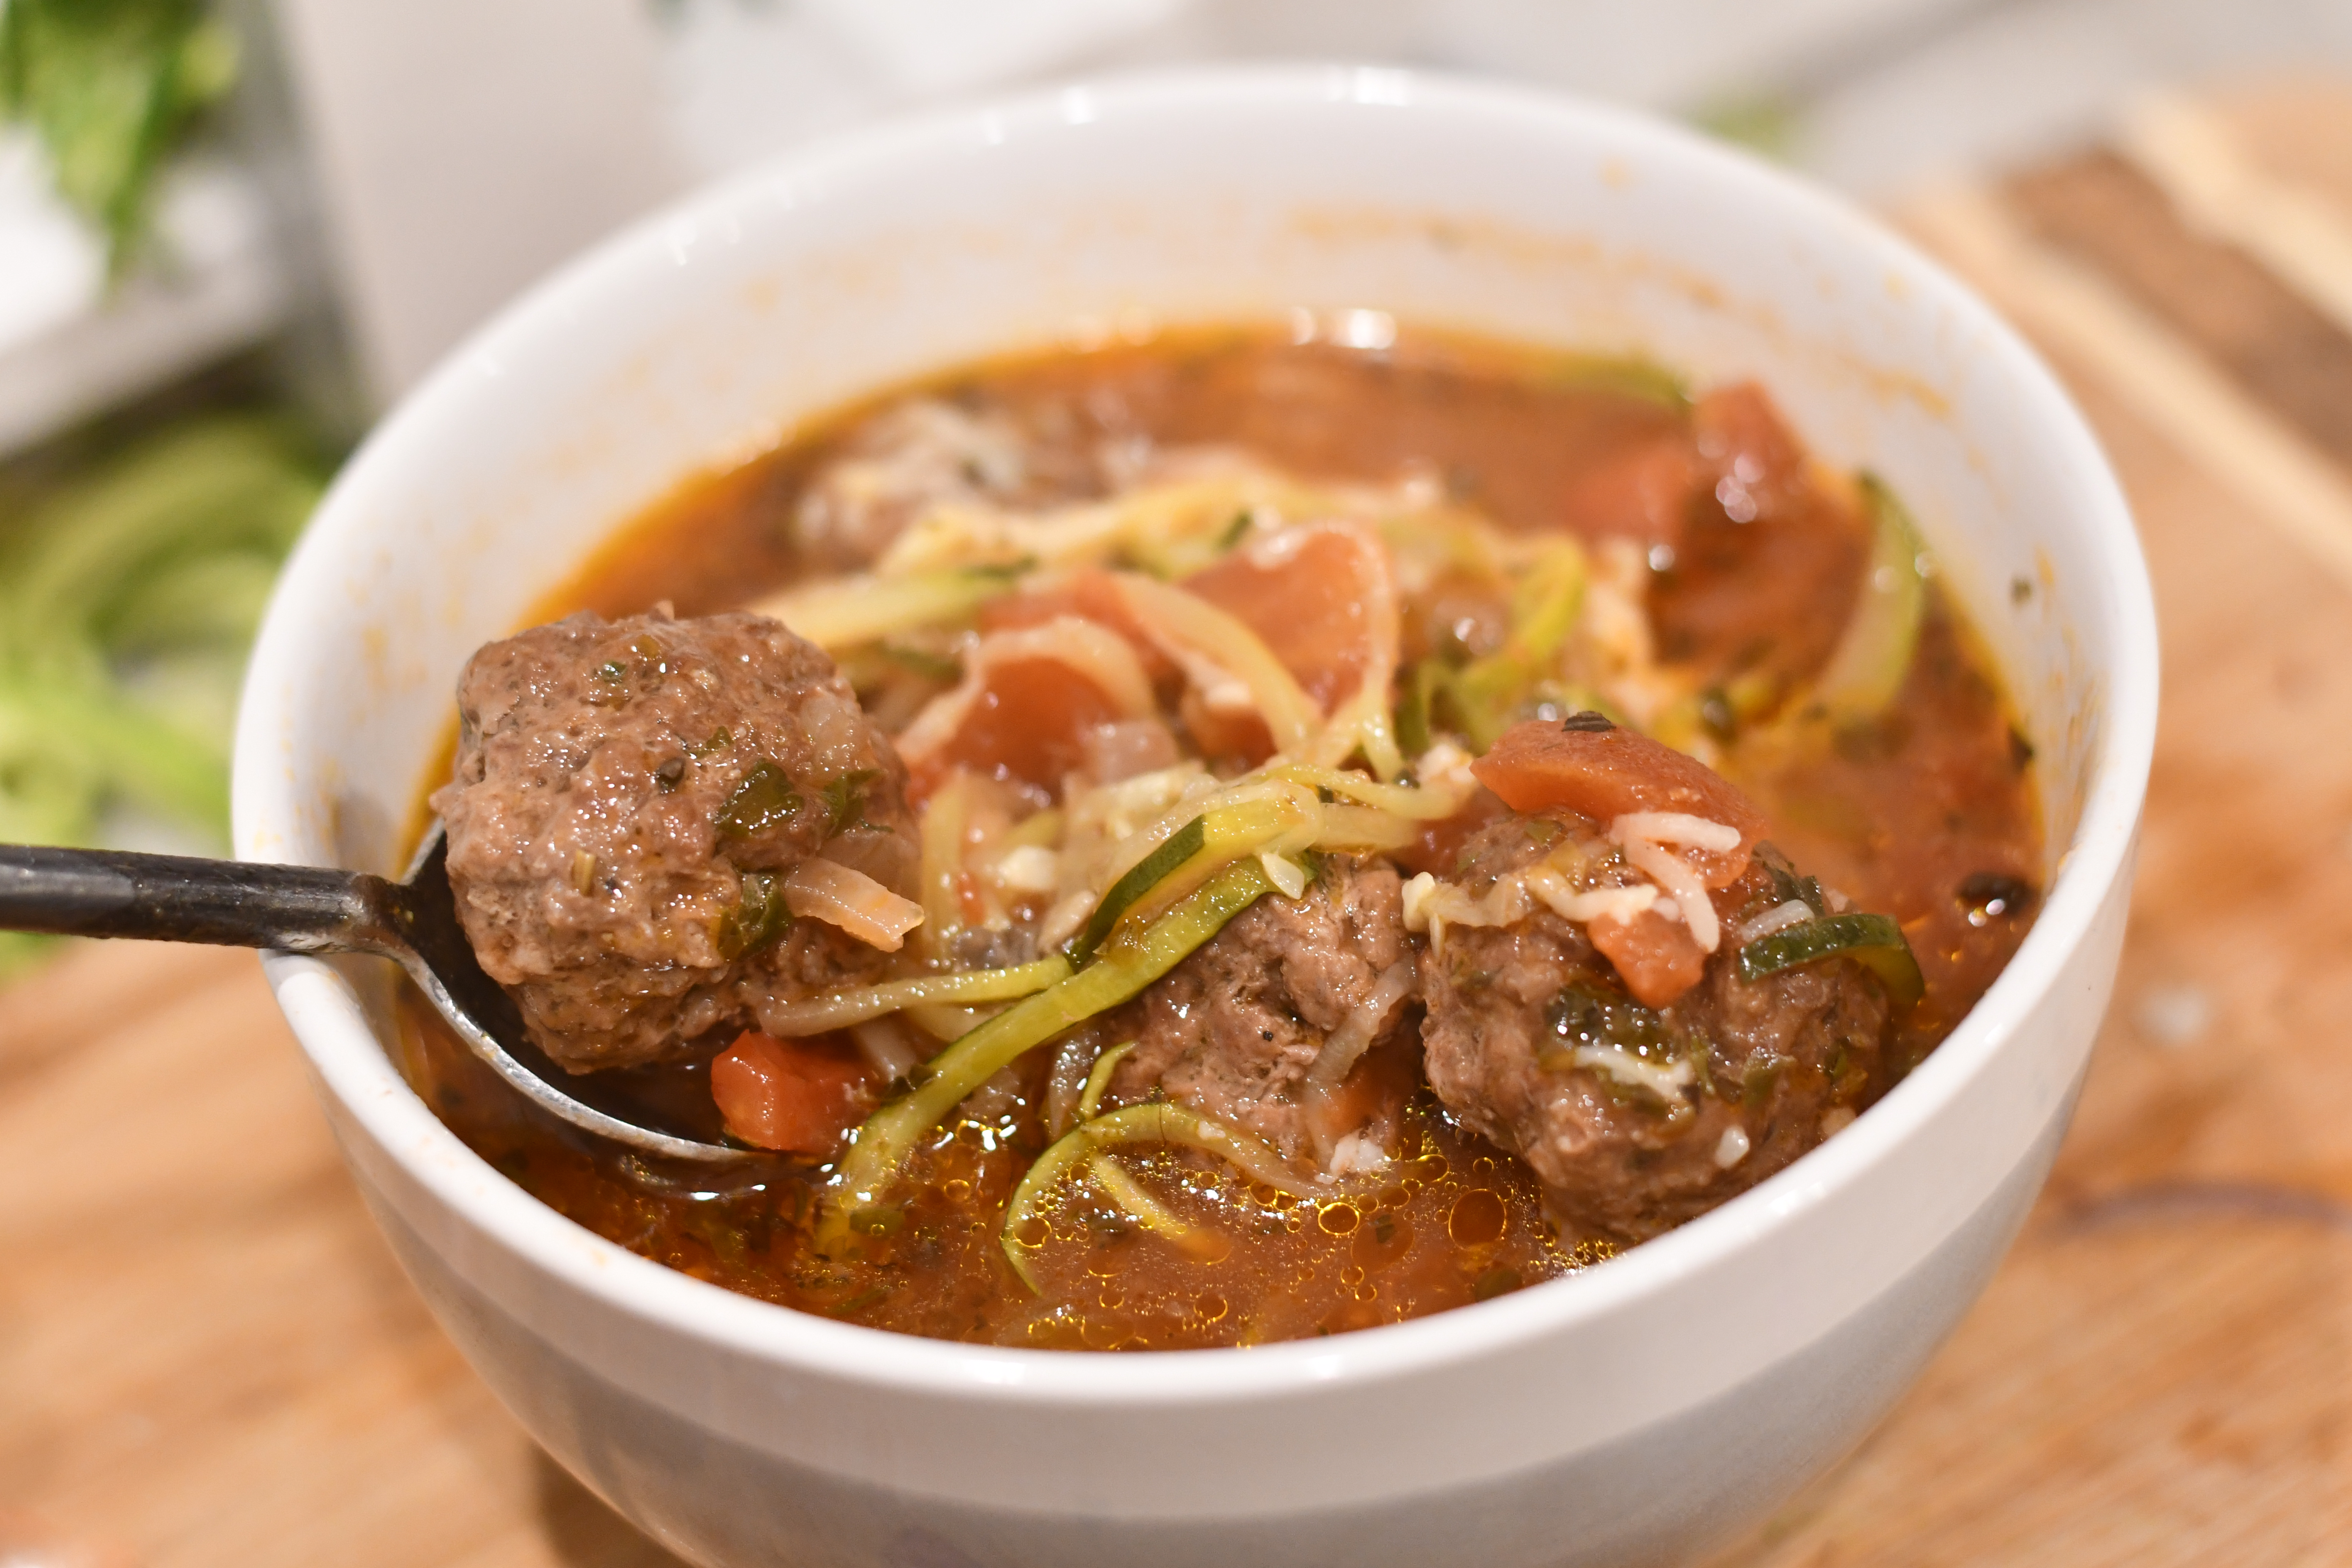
[9,85,2352,1568]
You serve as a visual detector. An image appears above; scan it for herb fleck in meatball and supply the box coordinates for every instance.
[432,610,917,1070]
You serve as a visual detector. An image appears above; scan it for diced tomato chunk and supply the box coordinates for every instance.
[1560,432,1699,547]
[1183,524,1389,711]
[1693,382,1808,503]
[980,568,1177,683]
[711,1031,875,1155]
[1177,689,1275,767]
[918,657,1124,797]
[1472,718,1766,885]
[1587,905,1710,1009]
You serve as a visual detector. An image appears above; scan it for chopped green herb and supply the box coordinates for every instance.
[1218,509,1252,550]
[714,869,789,959]
[1753,843,1826,917]
[1539,982,1676,1068]
[819,768,879,837]
[715,761,801,839]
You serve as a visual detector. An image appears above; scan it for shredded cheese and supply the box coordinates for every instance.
[1609,811,1743,853]
[1569,1044,1695,1101]
[991,844,1061,894]
[1735,898,1816,945]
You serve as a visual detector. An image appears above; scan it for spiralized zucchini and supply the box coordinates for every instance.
[1115,572,1321,754]
[758,956,1071,1036]
[753,565,1027,651]
[1078,1041,1135,1122]
[823,857,1278,1241]
[1810,475,1927,720]
[1442,538,1588,749]
[999,1101,1315,1290]
[1736,911,1925,1010]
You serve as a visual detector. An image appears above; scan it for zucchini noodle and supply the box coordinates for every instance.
[1811,475,1927,721]
[877,466,1444,580]
[1308,805,1418,852]
[1113,573,1320,753]
[759,956,1071,1036]
[823,857,1277,1241]
[1081,790,1323,955]
[1268,760,1475,820]
[1086,1154,1221,1258]
[1303,957,1418,1101]
[1079,1040,1135,1121]
[999,1101,1317,1291]
[753,566,1023,650]
[915,771,974,961]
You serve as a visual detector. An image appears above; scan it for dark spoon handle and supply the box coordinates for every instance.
[0,844,407,956]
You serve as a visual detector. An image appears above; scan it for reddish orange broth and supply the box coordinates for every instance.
[399,327,2040,1349]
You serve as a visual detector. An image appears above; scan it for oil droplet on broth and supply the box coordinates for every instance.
[1448,1188,1508,1246]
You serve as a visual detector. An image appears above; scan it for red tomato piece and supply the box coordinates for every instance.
[711,1031,875,1155]
[1559,432,1700,547]
[919,657,1124,797]
[1471,718,1767,885]
[1587,905,1710,1009]
[1693,381,1809,509]
[1176,687,1275,768]
[1183,525,1388,712]
[980,568,1178,684]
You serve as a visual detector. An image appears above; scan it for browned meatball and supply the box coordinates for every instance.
[431,610,918,1070]
[1419,817,1894,1242]
[1105,855,1417,1167]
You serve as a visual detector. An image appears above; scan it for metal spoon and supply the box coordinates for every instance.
[0,829,749,1162]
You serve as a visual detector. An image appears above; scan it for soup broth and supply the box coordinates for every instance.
[401,327,2039,1349]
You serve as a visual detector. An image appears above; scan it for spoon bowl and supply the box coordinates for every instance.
[0,830,748,1162]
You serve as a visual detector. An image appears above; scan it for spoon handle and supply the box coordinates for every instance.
[0,844,406,955]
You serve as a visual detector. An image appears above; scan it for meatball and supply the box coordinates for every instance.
[1418,817,1894,1242]
[431,610,919,1070]
[790,397,1105,572]
[1105,855,1417,1167]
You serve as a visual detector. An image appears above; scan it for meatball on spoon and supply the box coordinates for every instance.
[0,826,749,1161]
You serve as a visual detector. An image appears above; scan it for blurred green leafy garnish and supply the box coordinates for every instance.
[0,0,239,275]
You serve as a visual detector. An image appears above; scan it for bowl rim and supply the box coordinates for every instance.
[235,61,2156,1410]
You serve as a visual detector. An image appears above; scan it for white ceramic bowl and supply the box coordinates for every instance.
[235,67,2154,1568]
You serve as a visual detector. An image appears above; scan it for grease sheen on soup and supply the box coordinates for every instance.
[400,326,2040,1350]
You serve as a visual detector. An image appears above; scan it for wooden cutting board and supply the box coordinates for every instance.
[9,82,2352,1568]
